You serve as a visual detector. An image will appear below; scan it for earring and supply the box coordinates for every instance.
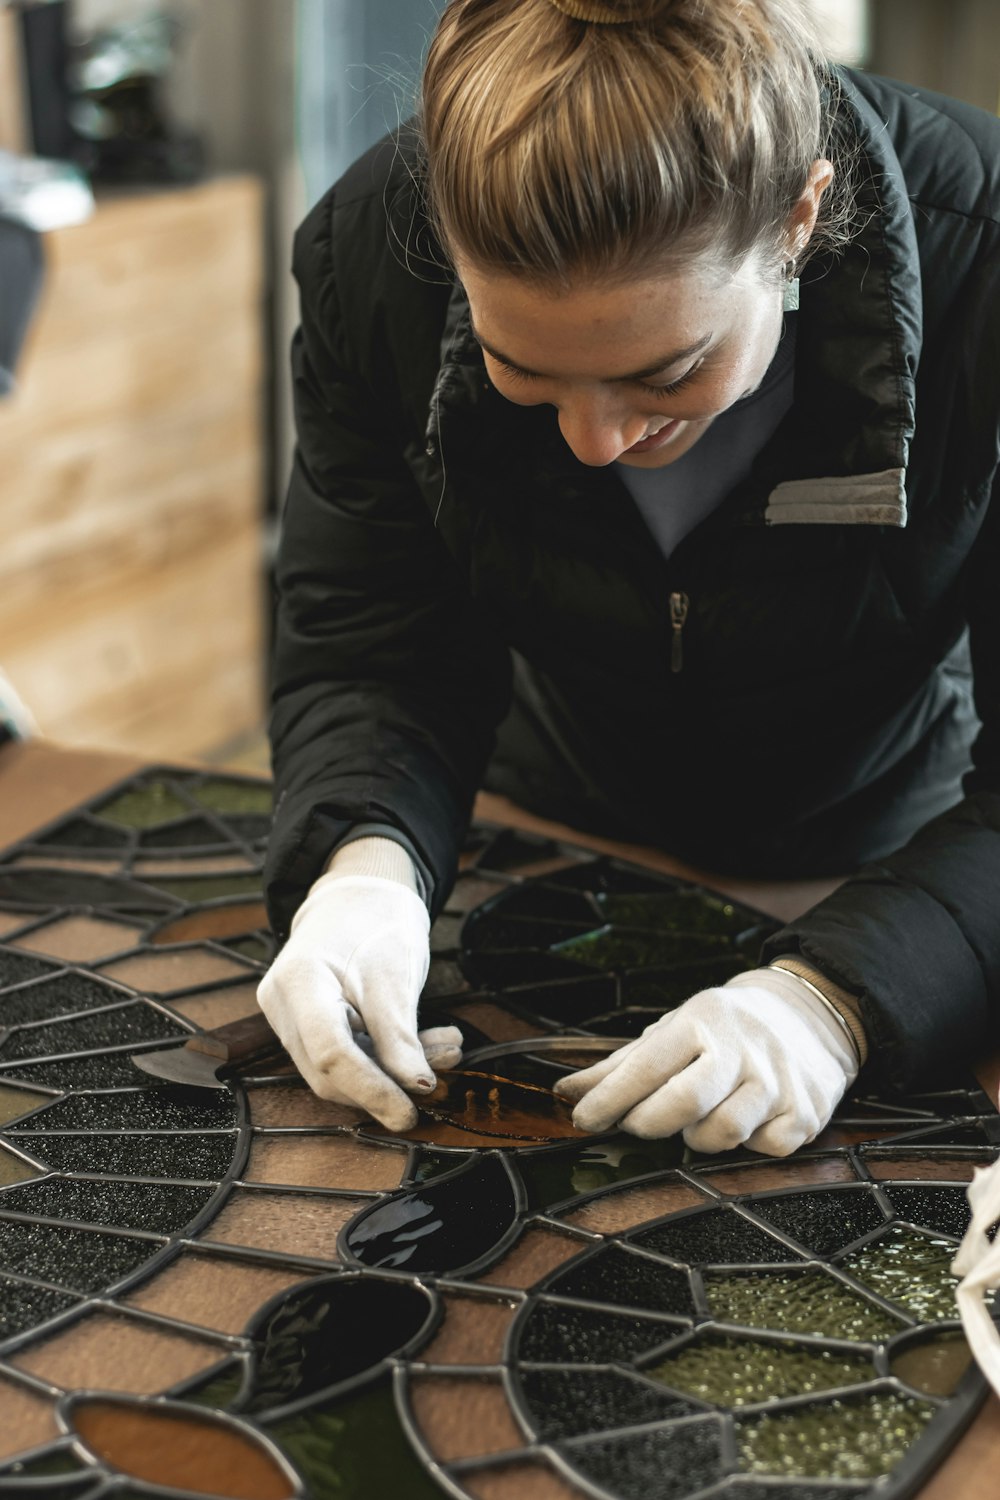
[783,258,800,312]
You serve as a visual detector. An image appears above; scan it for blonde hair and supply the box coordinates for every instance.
[421,0,855,285]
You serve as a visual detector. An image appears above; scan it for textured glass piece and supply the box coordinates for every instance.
[11,1311,227,1394]
[479,1228,586,1289]
[619,957,753,1008]
[405,1371,525,1461]
[0,1049,174,1090]
[244,1276,434,1414]
[0,1274,81,1339]
[0,870,174,912]
[633,1207,793,1265]
[704,1269,904,1340]
[7,1087,237,1133]
[0,1142,44,1184]
[245,1134,406,1192]
[0,1003,186,1060]
[552,926,730,971]
[0,1377,60,1460]
[518,1365,698,1440]
[97,783,191,829]
[517,1299,683,1364]
[417,1293,516,1366]
[564,1181,707,1235]
[68,1396,295,1500]
[203,1188,360,1258]
[139,816,234,849]
[99,948,253,993]
[346,1155,517,1274]
[839,1225,960,1322]
[519,1135,687,1209]
[891,1330,974,1396]
[265,1378,444,1500]
[648,1335,872,1406]
[125,1253,307,1337]
[0,1178,215,1234]
[192,779,273,816]
[37,817,131,849]
[0,1082,51,1124]
[171,981,263,1029]
[23,1132,236,1180]
[141,873,264,902]
[11,915,141,964]
[548,1245,694,1317]
[595,888,762,935]
[749,1188,887,1256]
[0,973,136,1027]
[0,1219,161,1293]
[0,949,60,987]
[736,1391,935,1480]
[562,1416,724,1500]
[458,1459,593,1500]
[886,1184,973,1238]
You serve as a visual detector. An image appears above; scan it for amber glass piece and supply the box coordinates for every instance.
[736,1391,934,1480]
[243,1134,406,1192]
[134,856,257,878]
[192,779,273,816]
[151,902,270,947]
[479,1228,587,1289]
[563,1181,707,1234]
[246,1084,366,1129]
[840,1226,960,1322]
[417,1294,516,1366]
[448,1001,548,1042]
[11,1312,225,1393]
[459,1461,592,1500]
[649,1334,872,1406]
[891,1330,974,1397]
[99,948,253,993]
[706,1157,858,1195]
[0,1082,51,1125]
[11,915,140,963]
[201,1188,360,1259]
[865,1155,978,1183]
[0,911,29,936]
[409,1068,585,1144]
[0,1376,58,1459]
[171,982,264,1028]
[705,1268,904,1341]
[408,1374,524,1461]
[0,1141,44,1184]
[70,1396,294,1499]
[98,782,191,829]
[124,1252,309,1336]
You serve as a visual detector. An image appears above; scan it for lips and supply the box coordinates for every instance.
[625,419,682,455]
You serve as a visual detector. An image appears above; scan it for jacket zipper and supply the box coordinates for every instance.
[669,591,689,674]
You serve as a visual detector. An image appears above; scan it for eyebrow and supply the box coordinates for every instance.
[470,322,713,382]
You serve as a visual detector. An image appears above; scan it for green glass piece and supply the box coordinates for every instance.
[0,1142,43,1185]
[410,1149,472,1183]
[97,781,190,829]
[520,1134,686,1208]
[890,1330,974,1397]
[704,1269,903,1341]
[0,1443,88,1476]
[192,779,273,816]
[142,873,264,902]
[736,1392,934,1480]
[264,1378,443,1500]
[597,889,755,935]
[648,1335,872,1407]
[181,1360,249,1411]
[0,1082,52,1125]
[553,925,730,972]
[840,1227,960,1323]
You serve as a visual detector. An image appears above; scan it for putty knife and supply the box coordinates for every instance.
[132,1011,286,1088]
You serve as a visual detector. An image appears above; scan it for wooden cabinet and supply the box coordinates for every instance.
[0,175,266,759]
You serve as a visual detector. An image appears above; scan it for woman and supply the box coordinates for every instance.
[258,0,1000,1154]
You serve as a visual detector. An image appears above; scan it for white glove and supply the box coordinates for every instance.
[553,967,858,1156]
[257,839,462,1132]
[952,1159,1000,1395]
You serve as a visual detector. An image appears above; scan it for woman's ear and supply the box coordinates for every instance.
[786,157,835,261]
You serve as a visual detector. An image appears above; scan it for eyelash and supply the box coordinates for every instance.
[494,359,700,398]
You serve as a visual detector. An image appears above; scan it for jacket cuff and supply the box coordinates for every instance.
[324,823,429,901]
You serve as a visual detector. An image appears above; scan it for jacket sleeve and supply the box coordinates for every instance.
[263,198,511,941]
[761,469,1000,1091]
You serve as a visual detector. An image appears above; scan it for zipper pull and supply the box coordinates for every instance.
[669,590,689,674]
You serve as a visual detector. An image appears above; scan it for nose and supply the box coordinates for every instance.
[557,395,643,467]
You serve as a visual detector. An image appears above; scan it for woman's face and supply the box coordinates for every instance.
[458,251,789,470]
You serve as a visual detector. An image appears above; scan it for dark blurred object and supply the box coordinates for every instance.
[68,12,203,184]
[0,212,44,397]
[17,0,76,160]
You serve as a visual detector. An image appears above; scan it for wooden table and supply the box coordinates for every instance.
[1,737,997,1497]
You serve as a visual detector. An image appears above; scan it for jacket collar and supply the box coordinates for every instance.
[426,68,922,530]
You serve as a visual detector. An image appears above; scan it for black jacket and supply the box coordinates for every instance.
[266,70,1000,1091]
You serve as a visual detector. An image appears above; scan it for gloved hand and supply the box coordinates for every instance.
[257,838,462,1132]
[553,967,858,1156]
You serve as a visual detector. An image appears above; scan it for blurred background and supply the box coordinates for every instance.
[0,0,996,771]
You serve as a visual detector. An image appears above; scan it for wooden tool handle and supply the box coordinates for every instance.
[185,1010,283,1065]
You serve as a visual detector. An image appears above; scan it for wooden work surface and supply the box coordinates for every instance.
[0,737,998,1495]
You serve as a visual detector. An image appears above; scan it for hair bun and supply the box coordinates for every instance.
[547,0,674,24]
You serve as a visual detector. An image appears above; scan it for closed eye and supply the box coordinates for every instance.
[493,357,700,399]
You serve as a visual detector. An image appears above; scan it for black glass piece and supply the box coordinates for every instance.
[885,1186,973,1239]
[519,1134,686,1209]
[749,1188,887,1257]
[633,1207,794,1266]
[595,887,765,936]
[0,1050,168,1089]
[243,1274,434,1413]
[20,1132,236,1179]
[584,1008,664,1038]
[0,1444,90,1478]
[0,1178,215,1234]
[0,974,136,1027]
[562,1414,723,1500]
[0,1003,186,1060]
[0,871,174,913]
[518,1365,699,1441]
[619,958,754,1008]
[0,1273,80,1340]
[903,1123,991,1146]
[459,949,592,989]
[552,926,733,973]
[0,950,61,988]
[345,1156,517,1274]
[550,1245,693,1317]
[409,1149,472,1184]
[139,818,229,849]
[475,829,562,873]
[461,912,595,950]
[517,1298,680,1364]
[482,883,602,923]
[0,1219,158,1293]
[7,1087,238,1133]
[543,860,671,894]
[180,1360,248,1411]
[225,814,273,843]
[512,976,619,1024]
[36,818,130,850]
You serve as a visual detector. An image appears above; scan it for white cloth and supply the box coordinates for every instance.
[554,966,858,1155]
[952,1158,1000,1392]
[257,857,460,1131]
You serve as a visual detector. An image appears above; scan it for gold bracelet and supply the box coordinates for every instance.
[768,962,863,1069]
